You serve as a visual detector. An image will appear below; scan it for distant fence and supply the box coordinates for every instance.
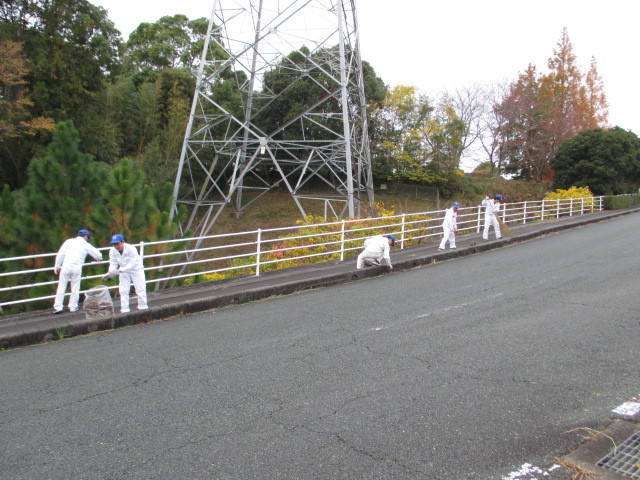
[0,196,605,312]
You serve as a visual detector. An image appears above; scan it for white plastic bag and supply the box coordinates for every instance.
[83,285,114,319]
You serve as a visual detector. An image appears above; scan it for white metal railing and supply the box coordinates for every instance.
[0,196,605,311]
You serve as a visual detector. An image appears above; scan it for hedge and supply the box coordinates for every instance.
[603,194,640,210]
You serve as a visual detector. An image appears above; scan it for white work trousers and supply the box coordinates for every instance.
[439,226,456,249]
[356,251,391,269]
[118,270,148,312]
[54,267,82,311]
[483,215,501,240]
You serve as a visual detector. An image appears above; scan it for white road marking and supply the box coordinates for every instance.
[370,292,504,331]
[417,292,505,319]
[613,401,640,417]
[502,462,560,479]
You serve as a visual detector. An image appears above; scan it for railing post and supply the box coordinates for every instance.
[340,220,346,261]
[400,213,406,250]
[556,199,560,218]
[255,229,262,276]
[541,199,545,221]
[570,198,573,216]
[139,241,145,259]
[476,205,482,233]
[581,197,584,215]
[523,201,527,224]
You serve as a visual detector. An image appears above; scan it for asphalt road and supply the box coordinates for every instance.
[1,214,638,480]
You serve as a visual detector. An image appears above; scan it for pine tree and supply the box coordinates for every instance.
[20,120,104,253]
[90,158,190,283]
[90,157,151,242]
[1,121,105,313]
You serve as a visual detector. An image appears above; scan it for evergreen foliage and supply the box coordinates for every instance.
[551,127,640,195]
[20,120,104,252]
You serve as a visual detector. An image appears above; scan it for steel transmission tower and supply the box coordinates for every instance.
[172,0,374,240]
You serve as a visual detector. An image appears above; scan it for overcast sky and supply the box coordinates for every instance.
[92,0,640,140]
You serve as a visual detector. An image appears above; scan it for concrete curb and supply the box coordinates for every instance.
[561,420,640,480]
[2,207,639,350]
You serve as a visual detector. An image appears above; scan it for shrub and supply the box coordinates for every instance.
[603,195,640,210]
[544,186,594,200]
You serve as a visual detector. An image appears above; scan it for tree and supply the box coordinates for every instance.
[361,60,387,105]
[90,158,151,240]
[551,127,640,195]
[0,39,54,188]
[0,0,121,183]
[368,85,433,181]
[496,29,609,180]
[370,85,478,188]
[0,0,37,41]
[90,157,189,242]
[90,158,190,283]
[421,99,467,170]
[497,64,553,180]
[477,82,509,177]
[542,28,585,143]
[135,76,191,188]
[24,0,121,122]
[0,184,19,254]
[0,120,110,312]
[583,57,609,129]
[18,120,105,253]
[122,15,209,73]
[438,85,485,169]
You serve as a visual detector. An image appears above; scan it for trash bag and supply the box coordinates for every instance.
[83,285,114,319]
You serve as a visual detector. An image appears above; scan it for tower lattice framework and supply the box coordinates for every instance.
[172,0,374,240]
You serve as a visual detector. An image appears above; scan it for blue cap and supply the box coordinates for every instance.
[77,229,91,238]
[385,234,397,246]
[109,234,125,244]
[453,202,460,208]
[495,194,503,201]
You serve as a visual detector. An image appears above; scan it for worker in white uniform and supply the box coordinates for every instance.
[356,234,396,269]
[482,194,503,240]
[438,201,459,251]
[103,234,148,313]
[53,229,103,314]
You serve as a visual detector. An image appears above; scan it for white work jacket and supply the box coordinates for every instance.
[362,236,391,263]
[109,243,144,274]
[442,207,458,230]
[55,236,102,270]
[482,198,501,217]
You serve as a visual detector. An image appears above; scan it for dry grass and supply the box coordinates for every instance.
[563,427,617,448]
[554,457,597,480]
[555,427,618,480]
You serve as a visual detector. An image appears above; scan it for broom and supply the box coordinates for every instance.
[496,216,511,237]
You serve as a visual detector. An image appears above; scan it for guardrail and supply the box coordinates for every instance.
[0,196,604,311]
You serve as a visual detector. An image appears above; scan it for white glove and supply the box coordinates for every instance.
[102,269,119,281]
